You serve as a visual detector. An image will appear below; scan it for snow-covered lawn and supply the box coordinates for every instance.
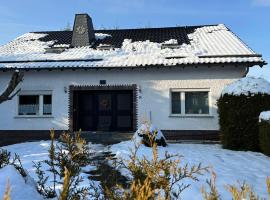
[1,141,270,199]
[110,141,270,199]
[0,141,106,200]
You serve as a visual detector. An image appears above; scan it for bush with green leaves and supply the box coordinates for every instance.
[259,119,270,156]
[218,93,270,151]
[218,77,270,151]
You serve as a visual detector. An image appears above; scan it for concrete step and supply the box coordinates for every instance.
[80,131,133,145]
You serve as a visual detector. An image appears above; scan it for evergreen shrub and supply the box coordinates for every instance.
[217,93,270,151]
[259,120,270,156]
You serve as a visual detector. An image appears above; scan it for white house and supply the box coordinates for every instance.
[0,14,266,143]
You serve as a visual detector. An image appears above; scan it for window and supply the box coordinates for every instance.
[19,95,39,115]
[171,90,210,116]
[43,95,52,115]
[171,92,181,114]
[185,92,209,114]
[18,94,52,116]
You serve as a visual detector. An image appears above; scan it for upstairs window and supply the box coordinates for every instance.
[171,89,210,116]
[18,93,52,116]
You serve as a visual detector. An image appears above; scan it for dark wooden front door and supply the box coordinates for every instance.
[73,90,133,132]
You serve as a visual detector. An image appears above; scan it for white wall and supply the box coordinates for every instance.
[0,65,246,131]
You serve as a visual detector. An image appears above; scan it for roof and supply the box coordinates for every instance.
[0,24,265,70]
[36,26,196,48]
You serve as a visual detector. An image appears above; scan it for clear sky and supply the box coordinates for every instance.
[0,0,269,77]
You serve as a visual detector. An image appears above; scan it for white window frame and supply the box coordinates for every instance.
[170,88,212,117]
[16,90,53,118]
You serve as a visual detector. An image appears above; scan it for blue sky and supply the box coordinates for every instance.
[0,0,269,76]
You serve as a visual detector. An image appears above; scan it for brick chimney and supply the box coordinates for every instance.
[71,14,95,47]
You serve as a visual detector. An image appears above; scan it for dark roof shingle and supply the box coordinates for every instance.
[35,26,205,48]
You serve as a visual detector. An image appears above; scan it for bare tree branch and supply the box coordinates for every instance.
[0,71,24,104]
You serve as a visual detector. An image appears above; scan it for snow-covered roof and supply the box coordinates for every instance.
[222,76,270,96]
[0,24,265,69]
[259,111,270,122]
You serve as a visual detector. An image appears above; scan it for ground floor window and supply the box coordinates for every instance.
[18,93,52,116]
[171,89,210,116]
[43,95,52,115]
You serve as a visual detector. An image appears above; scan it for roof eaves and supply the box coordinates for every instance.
[0,60,265,72]
[0,58,103,64]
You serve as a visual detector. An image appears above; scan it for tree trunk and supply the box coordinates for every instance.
[0,71,24,104]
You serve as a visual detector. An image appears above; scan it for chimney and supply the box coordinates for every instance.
[71,14,95,47]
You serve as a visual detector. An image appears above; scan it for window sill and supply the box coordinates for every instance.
[14,115,54,119]
[169,114,214,118]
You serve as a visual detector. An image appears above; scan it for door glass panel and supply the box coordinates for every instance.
[117,94,131,110]
[81,94,93,111]
[98,116,112,131]
[98,94,111,111]
[117,116,131,128]
[82,116,93,130]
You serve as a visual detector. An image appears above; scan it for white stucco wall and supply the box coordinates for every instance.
[0,65,246,131]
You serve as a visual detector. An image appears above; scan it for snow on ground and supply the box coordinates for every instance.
[1,140,270,199]
[1,141,105,198]
[110,141,270,199]
[0,165,44,200]
[260,111,270,122]
[221,76,270,96]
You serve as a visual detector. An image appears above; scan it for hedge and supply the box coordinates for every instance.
[217,93,270,151]
[259,120,270,156]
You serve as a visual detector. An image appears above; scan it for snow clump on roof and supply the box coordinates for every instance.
[95,33,112,40]
[0,33,53,55]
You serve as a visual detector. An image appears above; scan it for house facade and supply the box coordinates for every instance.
[0,14,266,142]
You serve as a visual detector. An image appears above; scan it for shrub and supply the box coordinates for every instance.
[34,130,91,199]
[259,120,270,156]
[0,148,27,177]
[134,122,167,147]
[106,134,208,199]
[218,93,270,151]
[0,149,10,168]
[202,172,270,200]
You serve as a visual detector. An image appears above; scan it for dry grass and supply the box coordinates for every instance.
[3,179,11,200]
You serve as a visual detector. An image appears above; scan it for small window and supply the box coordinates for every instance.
[171,92,181,114]
[161,43,181,49]
[43,95,52,115]
[185,92,209,114]
[19,95,39,115]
